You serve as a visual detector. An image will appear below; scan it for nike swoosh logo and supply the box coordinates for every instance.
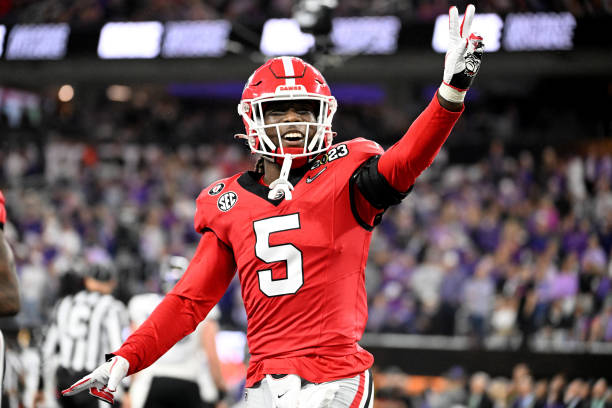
[277,391,288,398]
[306,167,327,183]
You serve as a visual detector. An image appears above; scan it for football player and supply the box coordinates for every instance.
[0,189,21,408]
[62,5,484,407]
[125,256,227,408]
[0,190,19,317]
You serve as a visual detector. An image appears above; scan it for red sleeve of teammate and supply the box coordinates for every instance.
[112,231,236,375]
[378,94,463,191]
[0,190,6,229]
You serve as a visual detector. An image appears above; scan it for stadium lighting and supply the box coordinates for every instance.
[98,22,163,59]
[432,13,503,53]
[503,12,576,51]
[58,85,74,102]
[6,23,70,60]
[106,85,132,102]
[260,19,315,56]
[162,20,231,58]
[331,16,401,55]
[0,25,5,57]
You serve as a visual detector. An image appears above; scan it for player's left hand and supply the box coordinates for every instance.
[439,4,485,104]
[61,355,129,405]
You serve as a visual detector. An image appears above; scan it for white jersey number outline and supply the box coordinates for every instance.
[253,213,303,297]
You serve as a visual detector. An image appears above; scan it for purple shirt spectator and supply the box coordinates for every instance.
[548,272,578,299]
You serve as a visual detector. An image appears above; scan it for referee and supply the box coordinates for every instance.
[44,261,128,408]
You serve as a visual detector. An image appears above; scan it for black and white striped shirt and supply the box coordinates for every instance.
[44,290,127,372]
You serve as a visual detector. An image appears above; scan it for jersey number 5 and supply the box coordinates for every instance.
[253,213,303,297]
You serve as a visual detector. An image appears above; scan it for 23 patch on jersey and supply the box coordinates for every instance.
[310,144,349,170]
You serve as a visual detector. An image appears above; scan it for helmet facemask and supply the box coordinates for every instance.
[238,91,337,167]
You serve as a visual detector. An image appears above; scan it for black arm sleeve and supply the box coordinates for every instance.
[349,155,412,230]
[353,155,412,209]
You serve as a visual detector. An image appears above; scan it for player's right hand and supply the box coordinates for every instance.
[61,355,129,405]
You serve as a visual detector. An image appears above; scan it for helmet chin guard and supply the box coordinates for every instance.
[236,57,337,199]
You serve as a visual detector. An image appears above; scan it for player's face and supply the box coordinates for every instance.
[262,100,318,149]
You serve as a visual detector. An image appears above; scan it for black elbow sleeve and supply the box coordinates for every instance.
[352,155,411,210]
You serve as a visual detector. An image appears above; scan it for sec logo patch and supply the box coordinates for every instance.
[208,182,225,196]
[217,191,238,212]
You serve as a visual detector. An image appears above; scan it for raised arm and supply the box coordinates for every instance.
[379,4,483,192]
[0,190,20,316]
[62,231,236,404]
[353,5,484,217]
[376,92,463,193]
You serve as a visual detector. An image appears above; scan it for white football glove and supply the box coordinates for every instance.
[439,4,485,104]
[61,355,129,405]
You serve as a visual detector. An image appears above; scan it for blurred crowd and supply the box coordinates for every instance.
[374,362,611,407]
[0,79,611,407]
[0,0,609,26]
[2,137,612,350]
[366,140,612,348]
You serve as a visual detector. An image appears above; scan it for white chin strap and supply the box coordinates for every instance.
[268,155,294,200]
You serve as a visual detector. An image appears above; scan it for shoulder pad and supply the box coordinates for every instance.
[343,137,384,156]
[194,175,240,233]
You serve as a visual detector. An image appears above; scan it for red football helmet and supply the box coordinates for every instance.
[237,56,337,164]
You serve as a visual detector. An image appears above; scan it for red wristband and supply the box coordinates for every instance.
[0,190,6,228]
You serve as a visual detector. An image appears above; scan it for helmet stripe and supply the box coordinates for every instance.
[281,56,295,85]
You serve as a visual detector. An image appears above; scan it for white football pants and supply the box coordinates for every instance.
[244,369,373,408]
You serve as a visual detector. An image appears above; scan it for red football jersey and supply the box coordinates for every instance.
[194,138,382,385]
[113,95,463,388]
